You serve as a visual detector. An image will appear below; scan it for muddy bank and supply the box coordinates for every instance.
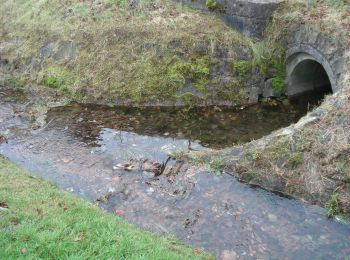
[1,87,350,258]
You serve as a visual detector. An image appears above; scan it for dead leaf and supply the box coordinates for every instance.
[21,248,27,254]
[62,158,73,164]
[74,232,85,242]
[115,209,125,217]
[24,236,30,241]
[213,106,222,112]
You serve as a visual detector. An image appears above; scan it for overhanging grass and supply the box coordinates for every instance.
[0,156,212,259]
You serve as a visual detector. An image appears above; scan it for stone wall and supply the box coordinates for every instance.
[178,0,283,39]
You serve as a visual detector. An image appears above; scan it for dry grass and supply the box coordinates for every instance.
[276,0,350,43]
[0,0,250,104]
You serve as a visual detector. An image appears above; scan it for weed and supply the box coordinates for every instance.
[290,152,303,168]
[231,60,252,78]
[251,41,286,94]
[0,76,24,90]
[205,0,224,12]
[44,76,61,89]
[209,157,224,173]
[168,150,187,159]
[325,191,339,217]
[245,149,261,161]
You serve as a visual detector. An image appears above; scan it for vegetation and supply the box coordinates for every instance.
[325,190,340,217]
[205,0,224,12]
[0,156,212,259]
[0,0,249,105]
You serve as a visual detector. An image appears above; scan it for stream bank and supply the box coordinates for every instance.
[1,86,350,258]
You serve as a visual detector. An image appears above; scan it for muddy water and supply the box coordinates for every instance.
[1,88,350,259]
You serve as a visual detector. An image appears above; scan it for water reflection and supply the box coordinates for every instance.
[46,102,306,149]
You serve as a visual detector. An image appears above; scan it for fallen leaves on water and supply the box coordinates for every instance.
[62,158,73,164]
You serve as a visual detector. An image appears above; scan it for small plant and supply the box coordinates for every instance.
[209,157,224,173]
[325,191,339,217]
[251,41,286,94]
[188,154,207,165]
[2,76,24,90]
[205,0,224,12]
[231,60,252,78]
[290,152,303,168]
[168,150,187,160]
[244,149,262,161]
[44,76,61,89]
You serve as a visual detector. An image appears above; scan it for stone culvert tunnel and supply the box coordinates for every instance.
[179,0,348,101]
[284,25,347,98]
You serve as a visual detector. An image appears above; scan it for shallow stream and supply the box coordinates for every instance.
[1,87,349,259]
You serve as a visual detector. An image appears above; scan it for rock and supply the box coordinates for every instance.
[248,86,262,103]
[53,41,76,61]
[40,43,55,59]
[262,79,281,98]
[294,116,318,129]
[220,250,238,260]
[179,0,282,39]
[268,214,278,222]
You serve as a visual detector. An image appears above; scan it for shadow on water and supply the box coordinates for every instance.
[1,87,349,259]
[45,101,307,151]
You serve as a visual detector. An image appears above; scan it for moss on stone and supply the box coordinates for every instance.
[205,0,224,12]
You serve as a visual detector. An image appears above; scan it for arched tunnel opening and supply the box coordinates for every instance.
[287,58,333,112]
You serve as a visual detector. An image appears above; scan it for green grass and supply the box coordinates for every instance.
[325,191,340,217]
[0,0,249,104]
[0,156,212,259]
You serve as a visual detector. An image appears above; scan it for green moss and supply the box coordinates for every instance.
[251,41,286,94]
[180,92,196,107]
[230,60,252,78]
[205,0,224,12]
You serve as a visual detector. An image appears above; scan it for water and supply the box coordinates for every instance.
[45,101,306,152]
[1,88,349,259]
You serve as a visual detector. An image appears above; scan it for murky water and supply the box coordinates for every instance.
[45,101,306,151]
[1,87,350,259]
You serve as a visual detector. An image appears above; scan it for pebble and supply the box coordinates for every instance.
[268,214,278,222]
[146,187,155,195]
[220,250,238,260]
[108,187,116,193]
